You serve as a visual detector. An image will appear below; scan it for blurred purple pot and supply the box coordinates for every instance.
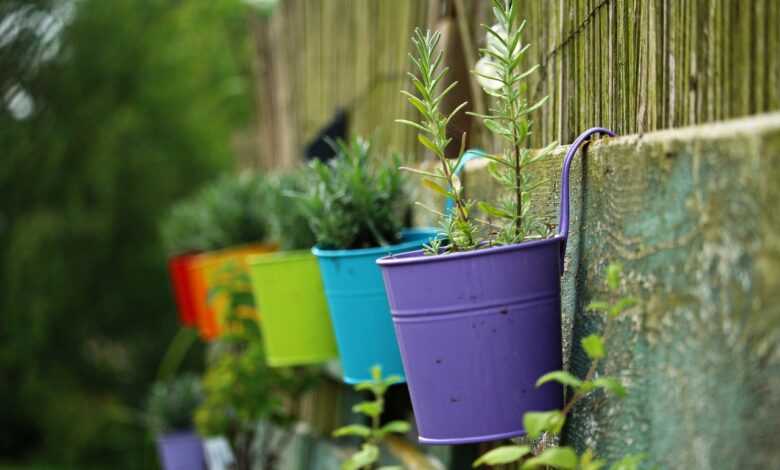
[377,128,615,444]
[156,431,206,470]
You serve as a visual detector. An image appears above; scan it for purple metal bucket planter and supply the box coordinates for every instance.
[377,128,615,445]
[156,431,206,470]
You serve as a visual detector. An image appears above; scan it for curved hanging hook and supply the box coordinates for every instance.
[557,127,616,256]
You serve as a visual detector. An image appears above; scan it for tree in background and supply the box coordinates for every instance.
[0,0,257,466]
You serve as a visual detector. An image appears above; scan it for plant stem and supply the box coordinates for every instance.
[440,158,472,249]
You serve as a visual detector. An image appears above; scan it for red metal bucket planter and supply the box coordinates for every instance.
[377,128,615,445]
[168,253,201,327]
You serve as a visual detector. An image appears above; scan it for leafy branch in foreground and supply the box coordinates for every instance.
[473,263,644,470]
[471,0,557,244]
[333,366,409,470]
[398,28,479,253]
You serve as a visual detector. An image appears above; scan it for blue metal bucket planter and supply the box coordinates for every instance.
[312,228,438,383]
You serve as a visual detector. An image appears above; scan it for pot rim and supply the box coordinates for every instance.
[376,235,564,267]
[248,249,314,266]
[311,227,438,259]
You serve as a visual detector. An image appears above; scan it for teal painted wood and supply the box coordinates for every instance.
[312,229,438,383]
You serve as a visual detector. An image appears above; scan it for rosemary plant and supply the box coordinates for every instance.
[397,29,480,253]
[471,0,557,244]
[399,0,556,252]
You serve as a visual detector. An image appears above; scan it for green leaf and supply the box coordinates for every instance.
[592,377,627,398]
[581,334,605,360]
[417,134,442,157]
[609,453,646,470]
[398,166,446,179]
[586,300,610,313]
[352,400,383,418]
[371,365,382,382]
[478,201,513,219]
[523,411,565,439]
[580,449,606,470]
[521,447,578,469]
[473,445,531,467]
[378,420,411,436]
[536,371,583,389]
[422,178,451,197]
[394,119,428,133]
[342,444,379,470]
[607,263,623,290]
[383,374,403,387]
[333,424,372,438]
[610,297,639,317]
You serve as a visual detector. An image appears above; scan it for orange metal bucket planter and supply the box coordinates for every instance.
[189,243,277,340]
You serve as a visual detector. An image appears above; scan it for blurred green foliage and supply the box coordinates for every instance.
[161,172,272,255]
[265,171,318,251]
[195,261,321,470]
[0,0,255,467]
[146,374,203,436]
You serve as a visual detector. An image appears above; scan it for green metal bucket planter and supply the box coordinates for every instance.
[248,251,338,367]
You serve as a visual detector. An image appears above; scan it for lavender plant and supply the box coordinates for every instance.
[472,263,644,469]
[297,137,407,250]
[399,0,557,253]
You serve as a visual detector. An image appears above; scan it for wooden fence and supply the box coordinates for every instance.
[243,0,779,168]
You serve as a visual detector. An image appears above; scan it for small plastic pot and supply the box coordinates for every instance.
[249,250,338,367]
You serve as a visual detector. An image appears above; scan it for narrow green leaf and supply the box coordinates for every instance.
[536,371,583,389]
[400,90,429,117]
[523,411,565,439]
[399,166,446,179]
[593,377,627,398]
[521,447,578,470]
[445,101,470,125]
[342,444,379,470]
[610,297,638,317]
[422,178,451,197]
[332,424,372,438]
[352,400,382,418]
[473,445,531,467]
[394,119,428,133]
[609,453,646,470]
[580,449,606,470]
[379,420,411,436]
[478,201,513,219]
[607,263,623,290]
[586,300,610,313]
[581,334,605,360]
[417,134,442,157]
[383,375,404,387]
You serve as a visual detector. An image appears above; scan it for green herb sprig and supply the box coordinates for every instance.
[470,0,557,244]
[397,29,480,253]
[333,365,410,470]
